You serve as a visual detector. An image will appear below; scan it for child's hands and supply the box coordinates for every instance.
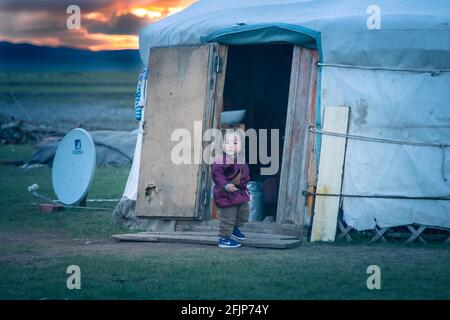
[225,183,238,192]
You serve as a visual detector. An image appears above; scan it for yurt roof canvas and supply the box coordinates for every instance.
[139,0,450,70]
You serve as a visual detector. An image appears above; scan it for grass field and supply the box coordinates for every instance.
[0,144,449,300]
[0,72,138,131]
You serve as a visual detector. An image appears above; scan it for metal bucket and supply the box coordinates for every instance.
[248,181,265,221]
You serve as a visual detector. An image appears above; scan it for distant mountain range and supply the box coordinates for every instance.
[0,41,143,72]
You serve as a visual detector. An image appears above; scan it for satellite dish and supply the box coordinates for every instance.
[52,128,96,205]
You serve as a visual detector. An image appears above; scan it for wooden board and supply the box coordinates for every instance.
[277,47,319,226]
[112,231,301,249]
[112,234,158,242]
[311,107,349,241]
[201,44,228,220]
[139,231,299,240]
[136,44,222,219]
[175,220,303,237]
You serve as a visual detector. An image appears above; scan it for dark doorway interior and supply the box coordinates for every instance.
[222,44,293,220]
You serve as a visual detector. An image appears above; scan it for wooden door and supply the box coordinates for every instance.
[136,44,227,218]
[276,46,319,226]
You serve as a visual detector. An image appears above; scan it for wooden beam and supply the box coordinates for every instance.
[277,47,318,226]
[370,227,389,243]
[112,232,301,249]
[175,220,303,237]
[406,225,427,244]
[112,234,158,242]
[336,219,353,242]
[139,231,299,240]
[198,44,228,220]
[310,107,350,242]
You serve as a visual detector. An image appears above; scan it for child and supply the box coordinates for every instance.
[211,131,251,248]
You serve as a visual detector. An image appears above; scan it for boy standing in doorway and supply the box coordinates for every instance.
[211,131,251,248]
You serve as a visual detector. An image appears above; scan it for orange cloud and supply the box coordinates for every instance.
[0,0,197,51]
[86,34,139,51]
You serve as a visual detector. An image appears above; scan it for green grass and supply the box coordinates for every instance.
[0,71,138,132]
[0,144,449,300]
[0,144,128,238]
[0,144,34,161]
[0,72,137,94]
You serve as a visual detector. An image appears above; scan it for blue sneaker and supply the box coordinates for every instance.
[231,228,247,241]
[218,238,242,248]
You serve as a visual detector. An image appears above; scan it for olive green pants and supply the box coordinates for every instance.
[218,202,250,238]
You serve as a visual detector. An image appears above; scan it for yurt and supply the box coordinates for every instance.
[114,0,450,244]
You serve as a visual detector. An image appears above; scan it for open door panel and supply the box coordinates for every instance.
[136,43,226,219]
[276,46,319,226]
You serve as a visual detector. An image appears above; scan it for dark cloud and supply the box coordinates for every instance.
[0,11,66,37]
[86,13,152,35]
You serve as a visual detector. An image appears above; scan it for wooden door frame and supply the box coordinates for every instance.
[196,44,228,220]
[276,46,319,226]
[201,44,319,225]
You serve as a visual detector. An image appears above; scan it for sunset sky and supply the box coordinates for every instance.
[0,0,196,51]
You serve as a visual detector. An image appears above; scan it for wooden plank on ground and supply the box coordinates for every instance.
[112,234,158,242]
[311,107,350,242]
[112,232,301,249]
[242,222,303,237]
[155,234,300,249]
[175,220,303,237]
[139,231,299,240]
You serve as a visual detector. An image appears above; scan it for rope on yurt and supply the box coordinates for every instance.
[309,126,449,182]
[317,63,450,76]
[302,191,450,201]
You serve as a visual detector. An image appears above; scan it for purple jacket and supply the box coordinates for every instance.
[211,153,251,208]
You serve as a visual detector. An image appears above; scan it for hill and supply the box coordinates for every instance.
[0,41,143,72]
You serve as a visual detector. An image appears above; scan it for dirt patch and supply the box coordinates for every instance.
[0,231,201,266]
[1,231,449,268]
